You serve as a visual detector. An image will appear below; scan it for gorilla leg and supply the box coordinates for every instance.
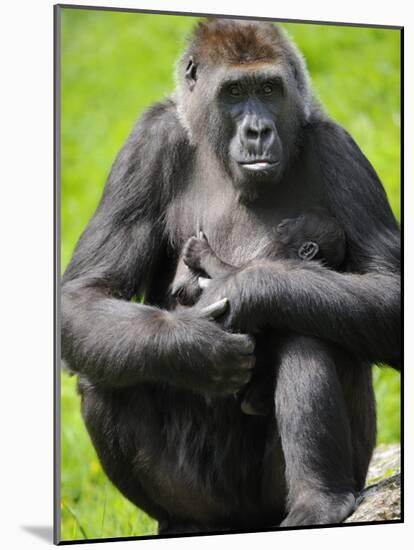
[274,336,357,526]
[335,357,376,491]
[158,520,204,535]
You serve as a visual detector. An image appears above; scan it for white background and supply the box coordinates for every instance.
[0,0,411,548]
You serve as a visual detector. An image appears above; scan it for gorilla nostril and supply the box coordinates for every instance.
[246,129,259,140]
[245,127,272,142]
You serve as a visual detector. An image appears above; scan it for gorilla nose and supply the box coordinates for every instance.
[241,118,275,150]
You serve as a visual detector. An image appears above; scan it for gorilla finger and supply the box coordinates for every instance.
[240,400,259,416]
[230,370,252,383]
[239,356,256,370]
[224,361,252,377]
[200,298,228,319]
[229,333,255,355]
[198,277,211,289]
[182,237,197,261]
[227,375,252,392]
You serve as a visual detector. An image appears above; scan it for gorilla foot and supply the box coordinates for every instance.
[280,490,356,527]
[158,520,231,536]
[158,520,203,535]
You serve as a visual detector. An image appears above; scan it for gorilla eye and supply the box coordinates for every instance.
[262,83,274,95]
[228,84,242,97]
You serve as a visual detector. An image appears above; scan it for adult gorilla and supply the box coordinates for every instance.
[61,19,401,533]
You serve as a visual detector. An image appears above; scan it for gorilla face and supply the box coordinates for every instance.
[185,62,302,196]
[176,21,311,198]
[221,70,286,186]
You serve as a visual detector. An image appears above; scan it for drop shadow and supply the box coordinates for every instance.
[21,525,53,543]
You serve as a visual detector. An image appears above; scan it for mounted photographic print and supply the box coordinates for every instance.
[55,3,402,544]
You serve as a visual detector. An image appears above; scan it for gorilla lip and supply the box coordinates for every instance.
[240,160,280,171]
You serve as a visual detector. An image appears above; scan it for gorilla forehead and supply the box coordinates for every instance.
[187,19,285,65]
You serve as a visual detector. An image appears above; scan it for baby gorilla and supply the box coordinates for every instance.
[171,208,346,414]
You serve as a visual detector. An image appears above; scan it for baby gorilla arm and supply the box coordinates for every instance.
[183,232,237,277]
[171,232,238,306]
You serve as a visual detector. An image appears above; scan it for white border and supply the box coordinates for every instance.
[1,1,411,548]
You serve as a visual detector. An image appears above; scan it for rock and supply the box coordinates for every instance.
[345,444,401,523]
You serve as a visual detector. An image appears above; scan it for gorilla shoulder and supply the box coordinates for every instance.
[104,97,193,213]
[129,97,191,154]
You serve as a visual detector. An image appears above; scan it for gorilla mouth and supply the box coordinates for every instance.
[239,160,280,171]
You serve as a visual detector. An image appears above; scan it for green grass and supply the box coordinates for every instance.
[60,374,156,540]
[60,8,401,541]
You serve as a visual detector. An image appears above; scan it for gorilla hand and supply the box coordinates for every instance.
[163,299,255,395]
[194,267,267,334]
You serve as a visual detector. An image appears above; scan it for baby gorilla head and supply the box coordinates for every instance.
[276,208,346,269]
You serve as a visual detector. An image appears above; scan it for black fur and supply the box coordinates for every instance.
[61,19,400,533]
[173,209,347,415]
[173,208,346,305]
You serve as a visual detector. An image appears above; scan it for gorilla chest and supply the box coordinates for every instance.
[168,177,317,265]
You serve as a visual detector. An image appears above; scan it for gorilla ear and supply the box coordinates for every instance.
[298,241,319,261]
[185,57,198,90]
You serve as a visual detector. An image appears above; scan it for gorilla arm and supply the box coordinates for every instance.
[61,100,255,393]
[197,122,401,368]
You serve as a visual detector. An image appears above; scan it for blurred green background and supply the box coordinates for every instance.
[59,7,401,542]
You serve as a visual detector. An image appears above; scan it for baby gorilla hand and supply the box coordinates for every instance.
[184,232,234,280]
[170,267,201,306]
[170,233,217,306]
[183,232,215,273]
